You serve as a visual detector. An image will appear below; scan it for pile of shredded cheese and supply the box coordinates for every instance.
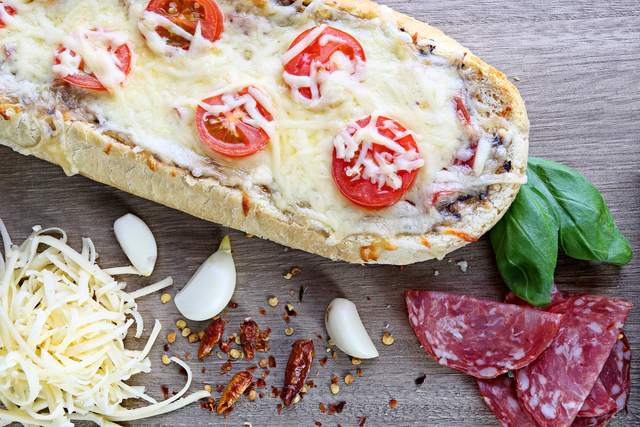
[0,219,209,426]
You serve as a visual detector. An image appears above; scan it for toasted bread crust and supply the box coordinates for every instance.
[0,0,529,264]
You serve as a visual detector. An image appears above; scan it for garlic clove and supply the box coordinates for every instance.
[113,214,157,276]
[174,236,235,321]
[325,298,379,359]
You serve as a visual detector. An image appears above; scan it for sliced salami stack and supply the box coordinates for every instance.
[405,289,632,427]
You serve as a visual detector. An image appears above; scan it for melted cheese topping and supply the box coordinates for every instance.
[0,220,209,425]
[0,0,526,244]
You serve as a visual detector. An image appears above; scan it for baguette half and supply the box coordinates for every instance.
[0,0,529,264]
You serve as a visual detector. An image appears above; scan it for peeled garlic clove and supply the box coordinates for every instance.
[325,298,379,359]
[113,214,157,276]
[174,236,235,321]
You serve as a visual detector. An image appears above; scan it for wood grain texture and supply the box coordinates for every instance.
[1,0,639,426]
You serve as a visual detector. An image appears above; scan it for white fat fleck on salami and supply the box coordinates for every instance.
[405,290,562,379]
[477,374,538,427]
[515,294,632,427]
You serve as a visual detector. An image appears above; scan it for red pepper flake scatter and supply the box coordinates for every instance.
[315,422,322,426]
[390,399,398,408]
[277,404,283,414]
[256,378,266,388]
[247,365,258,373]
[367,297,372,301]
[331,375,339,384]
[259,308,267,315]
[285,305,297,317]
[316,334,323,339]
[328,405,336,415]
[178,367,187,376]
[320,357,328,367]
[269,355,276,368]
[216,384,225,393]
[161,385,169,399]
[262,370,271,378]
[357,369,363,376]
[299,285,305,302]
[259,392,265,399]
[201,396,216,411]
[201,368,206,374]
[335,401,346,413]
[172,391,178,396]
[228,301,238,309]
[223,407,234,418]
[415,374,427,385]
[282,313,290,323]
[319,403,326,413]
[359,416,367,426]
[163,343,169,351]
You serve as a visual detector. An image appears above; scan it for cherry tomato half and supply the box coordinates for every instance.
[283,25,365,101]
[144,0,224,50]
[0,3,16,29]
[195,86,275,157]
[53,30,132,91]
[332,115,423,209]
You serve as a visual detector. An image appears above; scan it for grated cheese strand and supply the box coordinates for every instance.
[0,219,209,426]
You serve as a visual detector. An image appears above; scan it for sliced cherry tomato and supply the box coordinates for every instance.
[144,0,223,50]
[53,30,132,91]
[332,115,423,209]
[453,138,478,169]
[195,86,275,157]
[283,25,365,101]
[0,3,16,29]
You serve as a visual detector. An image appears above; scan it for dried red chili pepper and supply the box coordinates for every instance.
[198,318,225,361]
[280,339,314,407]
[240,318,259,361]
[217,370,253,414]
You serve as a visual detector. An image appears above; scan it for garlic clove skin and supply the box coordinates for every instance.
[113,214,157,276]
[174,236,235,321]
[325,298,379,359]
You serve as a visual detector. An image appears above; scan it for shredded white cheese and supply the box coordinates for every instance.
[0,219,209,426]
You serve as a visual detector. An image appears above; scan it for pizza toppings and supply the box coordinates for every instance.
[282,24,365,106]
[477,374,538,427]
[0,2,16,29]
[195,85,276,157]
[333,113,424,208]
[405,290,562,379]
[52,28,132,92]
[515,294,632,427]
[139,0,224,55]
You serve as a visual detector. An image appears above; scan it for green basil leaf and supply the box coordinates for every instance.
[528,157,633,266]
[490,172,558,307]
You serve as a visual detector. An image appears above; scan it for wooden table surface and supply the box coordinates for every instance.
[1,0,639,426]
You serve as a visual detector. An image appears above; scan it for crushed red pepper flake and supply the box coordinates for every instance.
[161,385,169,400]
[367,297,372,301]
[335,401,346,413]
[220,342,230,353]
[282,313,290,323]
[359,416,367,426]
[228,301,238,309]
[319,403,326,413]
[259,308,267,315]
[315,334,323,339]
[262,370,271,378]
[298,285,305,302]
[163,343,169,351]
[223,407,234,418]
[331,375,339,384]
[178,367,187,376]
[415,374,427,385]
[328,405,336,415]
[247,365,258,373]
[390,399,398,408]
[269,355,276,368]
[216,384,225,393]
[357,369,363,376]
[285,305,297,317]
[185,352,190,361]
[259,392,265,399]
[320,357,328,367]
[256,378,266,388]
[315,422,322,426]
[277,404,283,414]
[201,396,216,411]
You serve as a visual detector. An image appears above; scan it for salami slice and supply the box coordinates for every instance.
[477,374,538,427]
[515,294,632,427]
[406,290,562,379]
[577,378,616,417]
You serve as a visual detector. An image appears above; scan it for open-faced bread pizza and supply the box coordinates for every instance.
[0,0,529,264]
